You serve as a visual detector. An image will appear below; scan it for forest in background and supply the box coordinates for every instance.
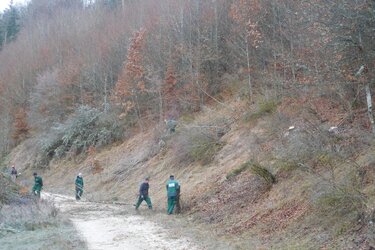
[0,0,374,165]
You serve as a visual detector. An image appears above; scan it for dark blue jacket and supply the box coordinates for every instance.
[139,182,149,196]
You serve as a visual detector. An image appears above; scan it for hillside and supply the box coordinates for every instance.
[7,97,375,249]
[1,0,375,249]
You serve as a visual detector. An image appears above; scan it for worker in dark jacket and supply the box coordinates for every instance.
[75,173,84,200]
[135,177,152,210]
[166,175,180,214]
[32,172,43,199]
[10,165,17,182]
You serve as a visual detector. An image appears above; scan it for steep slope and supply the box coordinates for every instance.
[8,98,375,249]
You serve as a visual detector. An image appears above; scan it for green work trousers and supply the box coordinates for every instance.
[167,196,176,214]
[135,195,152,209]
[76,187,83,200]
[33,189,41,199]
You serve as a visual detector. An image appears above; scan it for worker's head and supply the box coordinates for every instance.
[145,177,149,183]
[169,175,174,180]
[33,172,37,176]
[11,165,15,168]
[78,173,82,177]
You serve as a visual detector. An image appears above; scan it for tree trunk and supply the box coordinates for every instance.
[157,88,163,124]
[133,93,143,132]
[104,76,108,113]
[365,83,375,134]
[246,41,253,102]
[356,65,375,134]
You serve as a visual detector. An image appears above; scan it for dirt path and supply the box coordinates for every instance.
[43,193,200,250]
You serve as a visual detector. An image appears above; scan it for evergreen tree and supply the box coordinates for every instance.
[1,1,21,47]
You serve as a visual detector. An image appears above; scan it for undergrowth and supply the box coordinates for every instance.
[173,126,225,166]
[227,161,276,188]
[226,161,252,179]
[0,198,86,249]
[317,188,366,217]
[250,163,276,187]
[276,160,299,174]
[189,136,224,164]
[0,173,19,206]
[244,99,278,122]
[34,105,124,168]
[0,199,59,233]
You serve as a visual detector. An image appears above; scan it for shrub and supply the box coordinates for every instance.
[0,174,19,206]
[173,127,225,165]
[317,188,366,217]
[277,160,299,173]
[244,99,278,122]
[189,135,224,164]
[38,106,123,164]
[259,100,278,114]
[250,163,276,187]
[226,161,252,179]
[226,161,276,188]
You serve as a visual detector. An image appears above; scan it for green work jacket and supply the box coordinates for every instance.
[75,176,84,189]
[33,176,43,191]
[166,180,180,197]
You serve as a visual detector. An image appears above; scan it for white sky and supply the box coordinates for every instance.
[0,0,30,12]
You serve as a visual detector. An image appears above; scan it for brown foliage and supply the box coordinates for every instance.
[91,159,104,175]
[230,0,262,48]
[162,63,178,114]
[12,108,29,143]
[115,29,147,96]
[113,28,147,113]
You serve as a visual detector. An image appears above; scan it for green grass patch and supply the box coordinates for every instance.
[226,161,253,179]
[243,99,278,122]
[226,161,276,187]
[317,153,335,166]
[277,160,299,173]
[180,113,195,123]
[335,222,353,236]
[317,189,366,217]
[189,136,225,165]
[250,163,276,187]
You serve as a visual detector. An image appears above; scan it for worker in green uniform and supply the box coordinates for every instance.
[75,173,84,200]
[164,119,177,133]
[32,172,43,199]
[166,175,180,215]
[135,177,152,210]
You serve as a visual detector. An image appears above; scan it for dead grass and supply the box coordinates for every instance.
[243,99,278,122]
[172,126,225,166]
[0,198,86,249]
[0,199,59,232]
